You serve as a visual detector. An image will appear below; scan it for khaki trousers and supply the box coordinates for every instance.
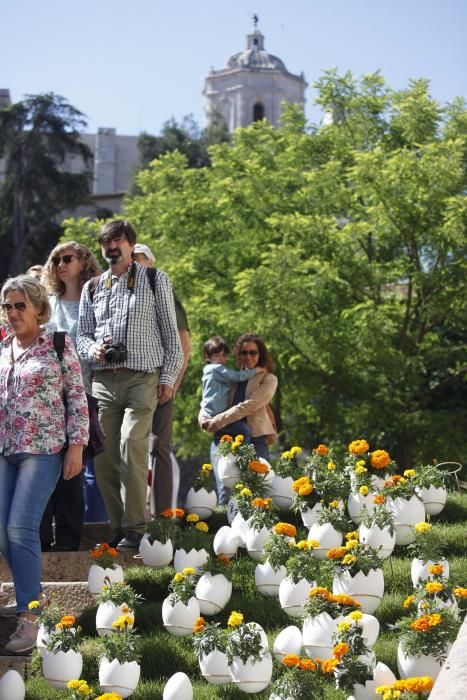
[93,369,159,535]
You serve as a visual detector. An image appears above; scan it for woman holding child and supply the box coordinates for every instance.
[202,332,278,504]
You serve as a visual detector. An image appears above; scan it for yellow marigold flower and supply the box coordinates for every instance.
[453,587,467,598]
[375,685,391,696]
[345,539,359,550]
[240,487,252,497]
[370,449,391,469]
[342,554,357,565]
[348,439,369,455]
[292,476,310,492]
[274,522,297,538]
[309,587,331,599]
[290,446,302,455]
[307,539,320,548]
[296,540,309,550]
[333,642,350,659]
[282,451,293,460]
[329,499,339,508]
[182,567,196,575]
[348,610,363,621]
[95,694,124,700]
[227,611,244,627]
[415,521,431,533]
[112,614,134,629]
[196,521,209,532]
[186,513,200,523]
[314,444,328,456]
[327,460,336,470]
[201,463,212,471]
[282,653,300,667]
[354,465,368,474]
[403,595,414,608]
[429,564,444,575]
[395,677,433,693]
[356,460,366,468]
[235,434,244,443]
[427,613,442,626]
[404,469,416,478]
[193,616,206,634]
[173,573,184,583]
[425,581,443,594]
[345,530,359,541]
[298,484,313,497]
[68,680,83,690]
[359,485,369,496]
[231,440,241,450]
[28,600,40,610]
[235,483,244,490]
[399,477,407,484]
[337,620,350,632]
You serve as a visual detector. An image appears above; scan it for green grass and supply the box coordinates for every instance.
[24,491,467,699]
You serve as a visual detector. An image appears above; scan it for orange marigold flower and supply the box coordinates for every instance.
[90,549,102,559]
[309,586,331,599]
[429,564,444,575]
[193,616,206,634]
[332,642,349,660]
[220,435,233,442]
[410,616,431,632]
[58,615,76,629]
[453,587,467,598]
[348,439,369,455]
[314,444,328,456]
[248,460,269,474]
[298,484,313,497]
[331,594,361,608]
[274,522,297,538]
[327,547,347,560]
[161,508,173,518]
[174,508,185,518]
[373,494,385,505]
[370,449,391,470]
[322,658,339,673]
[107,547,118,557]
[298,658,316,671]
[395,677,434,693]
[282,654,300,667]
[392,474,403,482]
[292,476,310,493]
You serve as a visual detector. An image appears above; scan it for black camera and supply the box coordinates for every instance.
[102,337,127,364]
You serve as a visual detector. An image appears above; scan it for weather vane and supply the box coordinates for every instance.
[251,13,259,30]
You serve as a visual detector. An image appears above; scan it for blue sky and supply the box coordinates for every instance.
[2,0,466,135]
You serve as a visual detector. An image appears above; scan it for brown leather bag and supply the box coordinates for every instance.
[266,404,278,445]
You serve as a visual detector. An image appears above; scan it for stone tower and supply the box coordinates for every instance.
[203,22,307,132]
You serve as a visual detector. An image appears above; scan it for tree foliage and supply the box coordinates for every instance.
[64,72,467,466]
[0,93,92,278]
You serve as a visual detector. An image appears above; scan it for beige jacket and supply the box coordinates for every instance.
[203,372,278,439]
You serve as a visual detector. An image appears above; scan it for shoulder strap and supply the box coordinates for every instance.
[53,331,66,361]
[145,266,157,297]
[88,275,101,303]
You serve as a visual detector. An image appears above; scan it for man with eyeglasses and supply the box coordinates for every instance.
[77,220,183,549]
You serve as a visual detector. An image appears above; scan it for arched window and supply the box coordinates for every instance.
[253,102,264,122]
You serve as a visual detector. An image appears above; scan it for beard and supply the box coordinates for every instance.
[105,249,122,265]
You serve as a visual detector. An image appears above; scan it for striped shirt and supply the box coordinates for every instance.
[77,264,183,385]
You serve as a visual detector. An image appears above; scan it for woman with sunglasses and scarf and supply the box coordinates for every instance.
[202,333,278,504]
[39,242,101,552]
[0,276,88,653]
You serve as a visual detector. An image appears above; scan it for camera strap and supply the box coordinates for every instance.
[103,262,136,352]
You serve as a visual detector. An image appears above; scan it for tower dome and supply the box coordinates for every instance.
[204,24,307,132]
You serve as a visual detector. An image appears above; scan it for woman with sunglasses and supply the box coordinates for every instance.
[39,242,101,552]
[0,276,88,653]
[203,333,278,504]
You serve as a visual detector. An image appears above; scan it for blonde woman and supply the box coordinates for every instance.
[0,276,88,653]
[39,241,101,552]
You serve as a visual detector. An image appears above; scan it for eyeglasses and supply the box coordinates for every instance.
[52,254,75,266]
[240,350,259,357]
[2,302,27,313]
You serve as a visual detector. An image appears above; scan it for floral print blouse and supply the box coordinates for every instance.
[0,330,89,455]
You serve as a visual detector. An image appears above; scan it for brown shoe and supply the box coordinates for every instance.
[4,617,38,654]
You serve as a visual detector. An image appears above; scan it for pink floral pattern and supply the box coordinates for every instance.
[0,330,89,455]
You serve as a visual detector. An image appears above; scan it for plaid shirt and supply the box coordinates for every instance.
[77,264,183,386]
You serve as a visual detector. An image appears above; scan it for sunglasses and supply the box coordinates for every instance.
[2,302,27,313]
[52,254,75,266]
[240,350,259,357]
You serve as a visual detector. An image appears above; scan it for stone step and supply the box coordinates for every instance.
[0,549,142,584]
[1,582,97,617]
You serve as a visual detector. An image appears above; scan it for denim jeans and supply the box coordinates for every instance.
[0,452,62,613]
[210,435,270,506]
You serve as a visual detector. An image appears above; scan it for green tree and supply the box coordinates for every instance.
[0,93,92,278]
[64,73,467,466]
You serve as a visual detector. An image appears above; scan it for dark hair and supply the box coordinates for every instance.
[98,219,137,245]
[203,335,230,360]
[234,333,274,372]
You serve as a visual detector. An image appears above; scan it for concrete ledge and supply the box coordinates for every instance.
[429,616,467,699]
[0,655,29,677]
[0,582,96,616]
[0,549,143,583]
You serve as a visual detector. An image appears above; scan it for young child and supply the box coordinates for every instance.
[200,335,265,443]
